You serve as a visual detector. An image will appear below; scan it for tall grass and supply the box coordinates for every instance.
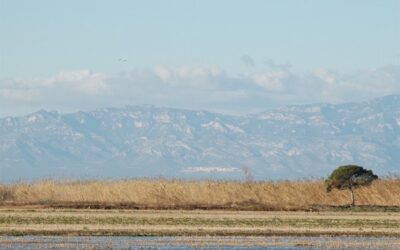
[1,178,399,209]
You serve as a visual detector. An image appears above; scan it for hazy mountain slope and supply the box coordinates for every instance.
[1,95,399,181]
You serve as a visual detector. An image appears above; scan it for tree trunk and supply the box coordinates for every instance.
[349,186,355,207]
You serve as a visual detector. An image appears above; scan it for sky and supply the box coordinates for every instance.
[0,0,399,117]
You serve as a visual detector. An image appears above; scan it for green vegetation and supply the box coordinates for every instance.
[0,215,398,228]
[325,165,378,206]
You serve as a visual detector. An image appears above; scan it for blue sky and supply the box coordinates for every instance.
[0,0,399,116]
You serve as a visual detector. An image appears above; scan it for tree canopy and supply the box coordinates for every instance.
[325,165,378,206]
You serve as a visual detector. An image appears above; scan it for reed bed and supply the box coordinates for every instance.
[1,178,399,210]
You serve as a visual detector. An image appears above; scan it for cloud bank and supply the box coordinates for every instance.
[1,65,400,117]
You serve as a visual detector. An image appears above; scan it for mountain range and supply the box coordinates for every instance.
[1,95,400,182]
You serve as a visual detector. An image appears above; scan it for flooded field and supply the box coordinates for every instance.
[0,236,399,249]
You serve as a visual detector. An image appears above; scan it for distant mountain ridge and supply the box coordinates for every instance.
[1,95,400,181]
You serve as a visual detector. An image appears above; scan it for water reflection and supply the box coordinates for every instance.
[0,236,398,249]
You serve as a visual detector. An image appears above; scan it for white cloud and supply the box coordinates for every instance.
[152,65,224,89]
[312,69,336,85]
[1,65,400,117]
[0,88,37,102]
[43,70,107,94]
[249,71,290,91]
[153,65,171,82]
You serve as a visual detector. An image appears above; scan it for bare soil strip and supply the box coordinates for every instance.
[2,201,400,212]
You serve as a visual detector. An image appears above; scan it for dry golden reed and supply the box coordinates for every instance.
[1,178,399,209]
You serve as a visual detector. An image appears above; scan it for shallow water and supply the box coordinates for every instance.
[0,236,398,249]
